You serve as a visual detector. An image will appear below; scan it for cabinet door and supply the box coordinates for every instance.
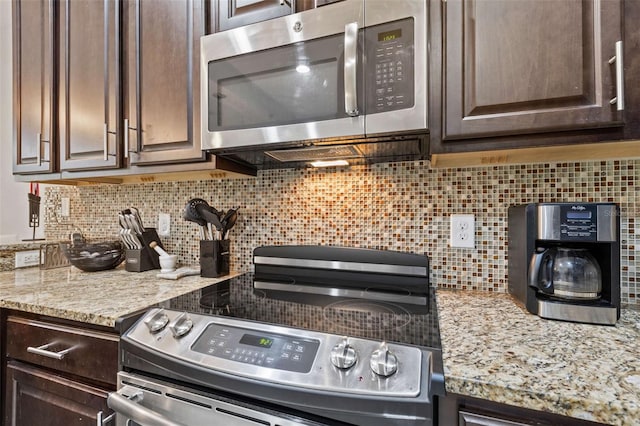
[124,0,207,165]
[58,0,122,171]
[12,0,56,174]
[442,0,624,140]
[217,0,293,32]
[5,361,112,426]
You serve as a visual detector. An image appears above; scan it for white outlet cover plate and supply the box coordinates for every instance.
[61,197,70,217]
[15,250,41,268]
[450,214,475,248]
[158,213,170,237]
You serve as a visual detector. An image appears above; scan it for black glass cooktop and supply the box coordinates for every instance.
[160,273,441,350]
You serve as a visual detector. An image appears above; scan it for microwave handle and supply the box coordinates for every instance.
[344,21,359,117]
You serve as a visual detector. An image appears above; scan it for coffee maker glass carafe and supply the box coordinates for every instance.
[529,247,602,300]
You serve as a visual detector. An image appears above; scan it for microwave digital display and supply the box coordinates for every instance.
[378,29,402,42]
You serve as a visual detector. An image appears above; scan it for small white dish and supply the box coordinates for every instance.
[159,254,178,273]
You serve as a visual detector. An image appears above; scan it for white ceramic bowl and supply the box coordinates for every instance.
[159,254,178,273]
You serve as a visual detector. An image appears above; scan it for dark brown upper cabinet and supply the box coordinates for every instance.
[215,0,294,32]
[58,0,122,171]
[434,0,625,148]
[123,0,207,165]
[12,0,56,174]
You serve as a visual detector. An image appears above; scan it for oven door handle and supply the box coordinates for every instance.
[107,391,186,426]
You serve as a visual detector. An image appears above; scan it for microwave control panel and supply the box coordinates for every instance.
[366,18,415,114]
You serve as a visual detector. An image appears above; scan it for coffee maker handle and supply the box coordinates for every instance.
[529,249,555,295]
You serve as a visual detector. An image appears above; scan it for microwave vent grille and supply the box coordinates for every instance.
[264,145,363,162]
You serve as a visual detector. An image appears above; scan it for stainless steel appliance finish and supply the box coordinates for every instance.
[508,203,621,325]
[537,204,617,241]
[112,246,443,425]
[110,372,327,426]
[200,0,427,168]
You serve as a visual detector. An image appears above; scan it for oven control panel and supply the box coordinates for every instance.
[125,308,426,397]
[191,324,320,373]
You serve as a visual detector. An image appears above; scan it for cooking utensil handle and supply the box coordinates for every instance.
[96,410,115,426]
[27,343,74,360]
[608,41,624,111]
[344,21,359,117]
[107,392,186,426]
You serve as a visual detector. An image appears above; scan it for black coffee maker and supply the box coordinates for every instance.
[508,203,620,325]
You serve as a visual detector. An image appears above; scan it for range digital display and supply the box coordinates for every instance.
[240,334,274,348]
[378,29,402,42]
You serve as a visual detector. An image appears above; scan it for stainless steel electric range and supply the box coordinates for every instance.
[110,246,444,426]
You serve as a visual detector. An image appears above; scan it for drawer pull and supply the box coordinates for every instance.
[27,343,74,360]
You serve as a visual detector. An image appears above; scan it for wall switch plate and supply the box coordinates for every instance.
[450,214,475,248]
[15,250,41,268]
[158,213,170,237]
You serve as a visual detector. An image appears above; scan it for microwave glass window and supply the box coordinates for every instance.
[216,59,338,129]
[208,33,364,132]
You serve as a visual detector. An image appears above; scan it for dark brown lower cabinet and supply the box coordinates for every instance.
[2,313,118,426]
[5,361,110,426]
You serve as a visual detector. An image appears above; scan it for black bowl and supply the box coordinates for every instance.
[60,241,125,272]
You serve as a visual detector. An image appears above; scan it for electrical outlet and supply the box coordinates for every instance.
[15,250,41,268]
[61,197,70,217]
[450,214,475,248]
[158,213,170,237]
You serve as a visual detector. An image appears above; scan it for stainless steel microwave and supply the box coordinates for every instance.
[200,0,427,168]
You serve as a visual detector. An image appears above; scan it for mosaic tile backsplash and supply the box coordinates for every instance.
[44,159,640,306]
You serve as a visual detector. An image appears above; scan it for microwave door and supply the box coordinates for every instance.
[201,2,366,151]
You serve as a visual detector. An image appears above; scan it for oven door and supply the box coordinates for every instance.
[108,372,333,426]
[201,0,366,151]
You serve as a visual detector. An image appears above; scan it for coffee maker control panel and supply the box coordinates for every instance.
[538,203,617,242]
[561,204,598,240]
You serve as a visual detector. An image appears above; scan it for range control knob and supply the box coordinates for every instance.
[168,312,193,338]
[370,342,398,377]
[144,309,170,334]
[330,337,357,369]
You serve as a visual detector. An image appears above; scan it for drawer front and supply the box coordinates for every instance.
[6,316,119,386]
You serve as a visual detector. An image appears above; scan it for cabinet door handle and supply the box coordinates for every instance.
[27,343,74,360]
[608,40,624,111]
[36,132,42,166]
[344,21,359,117]
[124,119,139,158]
[124,119,129,159]
[103,123,109,161]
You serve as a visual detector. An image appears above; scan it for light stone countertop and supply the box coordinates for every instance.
[0,242,46,251]
[1,267,638,424]
[436,290,640,425]
[0,265,239,328]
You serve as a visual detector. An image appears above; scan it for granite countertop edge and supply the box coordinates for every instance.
[0,266,241,329]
